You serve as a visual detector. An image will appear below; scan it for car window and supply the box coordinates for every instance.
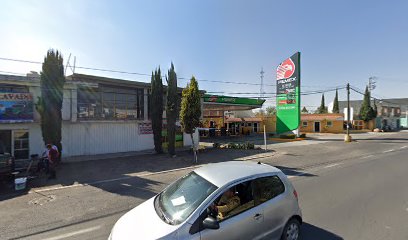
[156,171,217,225]
[253,175,285,205]
[207,180,255,222]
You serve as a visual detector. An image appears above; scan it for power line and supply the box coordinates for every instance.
[0,57,278,87]
[0,56,346,89]
[349,86,400,106]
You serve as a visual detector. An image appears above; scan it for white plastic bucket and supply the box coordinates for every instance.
[15,177,27,191]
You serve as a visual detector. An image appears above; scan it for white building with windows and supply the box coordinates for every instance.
[0,73,199,162]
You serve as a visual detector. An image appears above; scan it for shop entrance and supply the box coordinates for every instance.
[314,122,321,132]
[0,130,12,155]
[0,130,29,160]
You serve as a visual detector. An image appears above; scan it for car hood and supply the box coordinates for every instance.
[111,197,179,240]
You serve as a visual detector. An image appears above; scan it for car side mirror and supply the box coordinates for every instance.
[202,216,219,230]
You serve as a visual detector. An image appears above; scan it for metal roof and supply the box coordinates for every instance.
[194,161,281,187]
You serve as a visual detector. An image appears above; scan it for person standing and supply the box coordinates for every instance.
[47,144,58,179]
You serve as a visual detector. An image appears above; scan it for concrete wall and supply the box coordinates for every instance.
[61,121,199,158]
[261,116,277,133]
[183,129,199,148]
[61,121,154,157]
[300,120,343,133]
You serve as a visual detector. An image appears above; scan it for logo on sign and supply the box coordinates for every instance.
[276,58,295,80]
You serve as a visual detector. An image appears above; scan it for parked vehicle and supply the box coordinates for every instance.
[109,161,302,240]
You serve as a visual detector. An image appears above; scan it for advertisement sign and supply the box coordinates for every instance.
[203,95,265,106]
[139,122,153,134]
[0,93,34,123]
[276,52,301,133]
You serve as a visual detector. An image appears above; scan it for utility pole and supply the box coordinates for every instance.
[345,83,352,142]
[368,76,376,92]
[260,67,265,98]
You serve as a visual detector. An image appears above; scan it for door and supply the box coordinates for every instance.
[199,204,264,240]
[314,121,320,132]
[0,130,12,154]
[254,175,288,239]
[198,180,264,240]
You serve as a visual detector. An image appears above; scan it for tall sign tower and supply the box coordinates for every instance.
[276,52,301,134]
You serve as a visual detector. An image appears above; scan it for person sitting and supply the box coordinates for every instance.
[210,188,241,220]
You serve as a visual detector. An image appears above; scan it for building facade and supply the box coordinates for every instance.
[0,73,199,162]
[333,98,408,130]
[300,114,344,133]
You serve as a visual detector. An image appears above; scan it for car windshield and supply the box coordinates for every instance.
[155,171,217,225]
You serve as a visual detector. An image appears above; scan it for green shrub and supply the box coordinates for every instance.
[280,134,296,139]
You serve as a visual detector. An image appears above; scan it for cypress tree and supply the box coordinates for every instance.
[151,68,164,153]
[301,106,308,113]
[359,86,375,122]
[38,49,65,155]
[180,77,201,163]
[332,89,340,113]
[317,94,327,114]
[166,63,178,156]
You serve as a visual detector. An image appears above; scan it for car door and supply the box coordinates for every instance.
[199,203,264,240]
[253,175,288,239]
[197,179,265,240]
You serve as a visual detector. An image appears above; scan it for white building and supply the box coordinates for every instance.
[0,73,199,162]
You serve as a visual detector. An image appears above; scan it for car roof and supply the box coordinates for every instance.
[194,161,282,187]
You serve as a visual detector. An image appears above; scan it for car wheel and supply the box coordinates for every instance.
[281,218,300,240]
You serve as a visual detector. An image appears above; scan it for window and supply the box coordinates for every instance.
[247,123,252,127]
[302,121,308,127]
[327,121,333,127]
[208,180,254,222]
[155,172,217,225]
[77,85,145,120]
[13,131,29,160]
[253,176,285,205]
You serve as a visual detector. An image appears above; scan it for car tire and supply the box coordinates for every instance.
[281,218,300,240]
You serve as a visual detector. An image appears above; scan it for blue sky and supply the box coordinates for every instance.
[0,0,407,110]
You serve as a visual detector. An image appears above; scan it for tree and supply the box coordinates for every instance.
[151,67,164,153]
[332,89,340,113]
[265,106,276,116]
[301,106,308,113]
[373,99,378,117]
[166,63,178,156]
[317,94,328,114]
[180,76,201,163]
[255,109,265,117]
[38,49,65,155]
[359,86,376,122]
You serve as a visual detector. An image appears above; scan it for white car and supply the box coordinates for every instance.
[109,161,302,240]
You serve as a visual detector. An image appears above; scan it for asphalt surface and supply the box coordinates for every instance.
[0,131,407,240]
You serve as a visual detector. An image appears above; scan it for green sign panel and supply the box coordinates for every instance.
[276,52,301,133]
[203,95,265,106]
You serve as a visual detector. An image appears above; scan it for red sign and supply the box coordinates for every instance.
[276,58,295,80]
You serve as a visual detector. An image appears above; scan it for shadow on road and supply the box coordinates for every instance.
[273,165,316,178]
[302,223,343,240]
[0,148,278,200]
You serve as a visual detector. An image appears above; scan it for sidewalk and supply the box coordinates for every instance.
[0,148,276,198]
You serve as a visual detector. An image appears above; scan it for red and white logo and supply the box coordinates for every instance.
[276,58,295,80]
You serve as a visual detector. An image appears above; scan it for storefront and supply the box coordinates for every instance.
[202,94,265,136]
[0,73,199,162]
[0,78,41,165]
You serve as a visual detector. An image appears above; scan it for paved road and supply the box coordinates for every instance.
[0,132,407,239]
